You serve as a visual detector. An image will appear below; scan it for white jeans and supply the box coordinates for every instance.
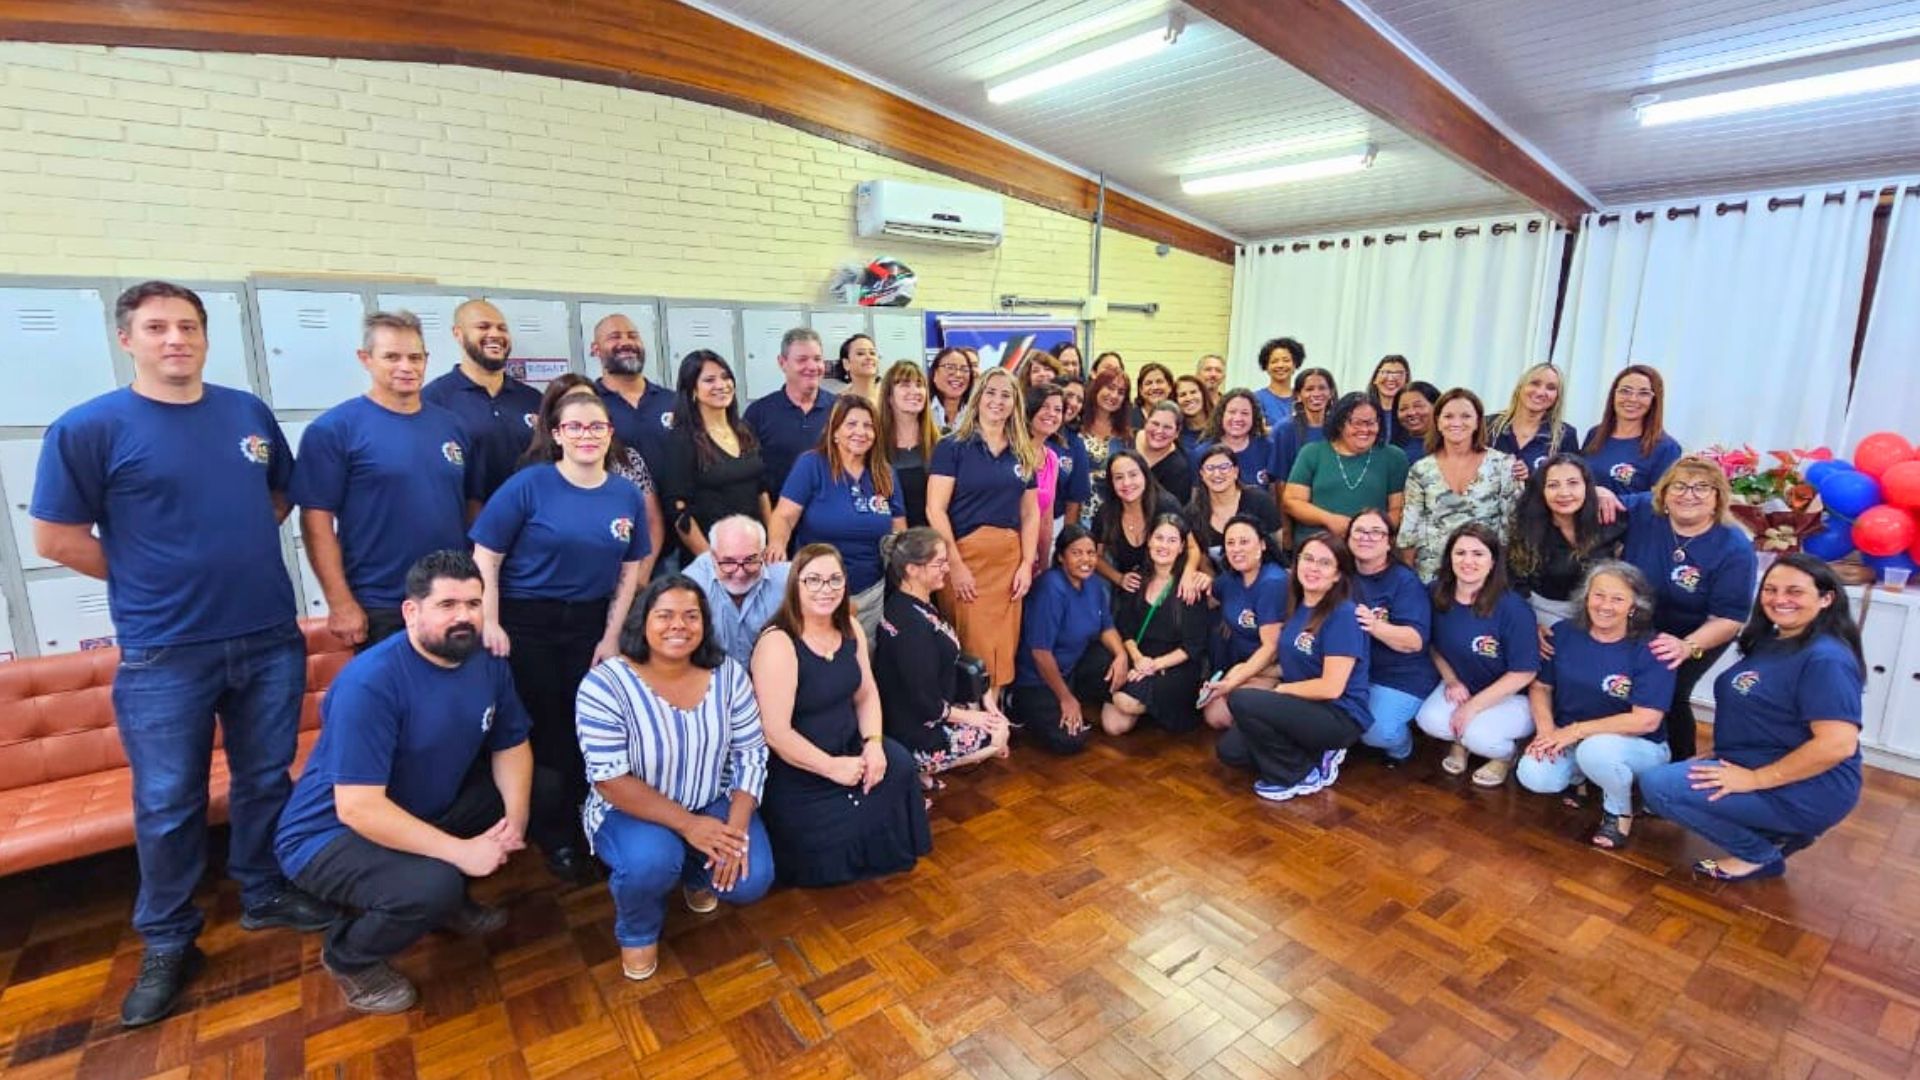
[1516,733,1671,816]
[1414,685,1534,760]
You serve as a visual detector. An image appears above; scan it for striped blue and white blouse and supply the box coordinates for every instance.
[576,656,769,848]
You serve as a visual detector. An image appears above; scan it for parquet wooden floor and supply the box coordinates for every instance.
[3,729,1919,1079]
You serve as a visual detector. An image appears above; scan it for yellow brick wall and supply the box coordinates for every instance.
[0,43,1231,366]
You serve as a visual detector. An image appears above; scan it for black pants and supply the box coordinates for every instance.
[1666,643,1729,760]
[1008,644,1113,755]
[356,606,407,653]
[1217,688,1360,786]
[1114,659,1203,733]
[291,762,567,972]
[499,596,609,853]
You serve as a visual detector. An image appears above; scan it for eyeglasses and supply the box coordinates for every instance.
[1345,419,1379,430]
[1350,527,1391,540]
[935,363,971,376]
[799,573,847,593]
[1668,481,1716,497]
[1200,462,1238,475]
[715,555,763,574]
[1614,388,1655,401]
[557,421,611,438]
[1297,553,1338,569]
[922,557,951,571]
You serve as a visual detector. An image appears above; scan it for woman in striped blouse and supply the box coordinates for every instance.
[575,574,773,983]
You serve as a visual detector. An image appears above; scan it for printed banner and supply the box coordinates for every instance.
[925,313,1078,377]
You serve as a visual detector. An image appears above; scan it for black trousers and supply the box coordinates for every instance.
[1217,688,1361,786]
[1114,659,1203,733]
[1008,644,1113,755]
[1666,643,1729,761]
[355,606,407,653]
[291,762,567,972]
[498,596,608,853]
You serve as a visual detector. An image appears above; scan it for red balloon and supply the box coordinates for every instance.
[1853,432,1916,478]
[1884,461,1920,510]
[1853,505,1917,557]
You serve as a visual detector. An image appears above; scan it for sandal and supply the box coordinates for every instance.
[1562,782,1590,810]
[1693,857,1786,882]
[620,945,660,981]
[1470,757,1511,788]
[1589,812,1631,850]
[1441,744,1470,775]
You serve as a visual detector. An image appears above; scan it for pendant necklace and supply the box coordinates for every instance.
[1669,521,1701,564]
[1334,447,1375,492]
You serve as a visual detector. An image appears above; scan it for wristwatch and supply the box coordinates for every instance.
[1684,638,1704,661]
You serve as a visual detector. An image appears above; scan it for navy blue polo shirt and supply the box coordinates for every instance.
[31,385,296,648]
[275,634,531,878]
[470,465,652,601]
[1538,622,1674,741]
[1491,421,1577,476]
[291,397,478,608]
[744,386,837,497]
[1712,635,1862,829]
[930,434,1037,538]
[597,377,675,469]
[1215,562,1288,665]
[1431,589,1539,694]
[1582,429,1683,496]
[421,366,542,502]
[1620,498,1756,636]
[1049,434,1092,508]
[1013,568,1114,688]
[1277,599,1373,730]
[780,450,905,593]
[1351,563,1439,697]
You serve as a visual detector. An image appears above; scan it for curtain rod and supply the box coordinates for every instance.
[1242,218,1541,256]
[1592,183,1920,227]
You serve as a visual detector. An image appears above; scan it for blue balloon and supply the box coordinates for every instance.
[1802,520,1857,561]
[1865,551,1919,580]
[1819,469,1883,520]
[1806,459,1853,486]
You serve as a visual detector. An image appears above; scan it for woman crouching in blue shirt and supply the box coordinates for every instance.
[1640,553,1866,881]
[1008,525,1130,754]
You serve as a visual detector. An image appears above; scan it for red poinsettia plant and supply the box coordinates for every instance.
[1698,444,1828,552]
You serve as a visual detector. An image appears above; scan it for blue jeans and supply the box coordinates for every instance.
[113,621,306,951]
[592,796,775,947]
[1639,760,1812,864]
[1516,733,1670,815]
[1359,685,1423,760]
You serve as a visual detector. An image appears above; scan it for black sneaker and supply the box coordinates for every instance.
[321,955,418,1014]
[240,888,340,933]
[441,900,507,938]
[120,945,204,1028]
[545,847,600,885]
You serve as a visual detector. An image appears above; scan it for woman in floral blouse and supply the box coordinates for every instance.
[1398,388,1520,581]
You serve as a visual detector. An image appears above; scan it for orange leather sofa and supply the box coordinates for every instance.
[0,619,353,877]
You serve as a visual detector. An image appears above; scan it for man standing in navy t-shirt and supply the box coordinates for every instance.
[743,326,836,498]
[591,313,674,472]
[420,299,542,503]
[294,310,478,649]
[275,550,558,1014]
[30,281,338,1028]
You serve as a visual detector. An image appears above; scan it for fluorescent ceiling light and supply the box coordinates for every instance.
[1634,56,1920,125]
[986,14,1184,105]
[1181,146,1377,195]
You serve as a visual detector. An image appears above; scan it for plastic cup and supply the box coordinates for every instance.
[1886,567,1911,592]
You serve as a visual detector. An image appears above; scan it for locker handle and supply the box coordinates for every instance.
[1873,665,1887,674]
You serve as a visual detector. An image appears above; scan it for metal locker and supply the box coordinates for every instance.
[663,306,736,374]
[870,310,925,367]
[198,289,255,392]
[0,439,54,571]
[0,287,119,426]
[375,292,468,378]
[739,308,804,400]
[808,310,871,367]
[279,419,312,540]
[294,540,329,618]
[578,301,664,384]
[256,289,368,411]
[488,297,574,386]
[0,590,15,663]
[26,574,116,654]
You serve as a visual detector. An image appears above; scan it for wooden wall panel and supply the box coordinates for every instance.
[0,0,1238,262]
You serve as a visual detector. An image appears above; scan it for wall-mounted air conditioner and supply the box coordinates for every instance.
[855,180,1004,248]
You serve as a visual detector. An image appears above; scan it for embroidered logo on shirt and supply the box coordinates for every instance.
[441,440,465,466]
[480,704,495,732]
[523,412,538,428]
[238,434,272,465]
[854,491,890,515]
[1237,608,1257,630]
[1012,460,1028,481]
[1602,674,1633,699]
[610,517,634,542]
[1292,630,1316,654]
[660,410,674,428]
[1670,564,1702,593]
[1609,462,1636,485]
[1255,468,1271,485]
[1470,634,1501,658]
[1731,670,1761,695]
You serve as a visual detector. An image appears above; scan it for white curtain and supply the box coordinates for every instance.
[1227,213,1564,400]
[1552,185,1876,453]
[1844,183,1920,448]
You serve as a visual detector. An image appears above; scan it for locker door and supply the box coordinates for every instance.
[808,310,869,367]
[0,590,15,662]
[279,420,313,541]
[26,574,116,654]
[664,306,736,371]
[0,287,119,426]
[489,297,573,386]
[0,439,54,571]
[294,539,330,618]
[739,308,803,400]
[870,310,925,367]
[199,288,254,392]
[579,301,663,384]
[376,292,468,376]
[257,289,368,410]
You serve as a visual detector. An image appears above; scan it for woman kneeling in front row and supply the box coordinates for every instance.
[1639,553,1866,881]
[1009,526,1130,753]
[1515,561,1675,849]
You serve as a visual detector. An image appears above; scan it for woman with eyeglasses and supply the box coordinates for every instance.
[658,350,769,558]
[1200,515,1289,731]
[1283,393,1409,547]
[1508,454,1627,632]
[872,530,1010,787]
[472,390,652,877]
[1487,362,1578,480]
[751,544,930,886]
[1639,554,1865,882]
[1344,510,1438,766]
[929,347,975,435]
[1008,526,1129,754]
[1204,389,1272,490]
[1616,456,1757,763]
[1268,368,1337,491]
[876,360,937,528]
[1135,401,1192,504]
[1173,374,1215,457]
[1367,355,1412,448]
[1415,524,1540,787]
[1184,443,1283,573]
[765,396,905,641]
[1078,368,1132,523]
[1104,514,1213,736]
[1397,388,1519,582]
[1393,381,1439,466]
[519,374,665,588]
[1583,365,1682,496]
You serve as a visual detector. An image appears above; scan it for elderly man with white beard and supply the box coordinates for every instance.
[680,515,792,667]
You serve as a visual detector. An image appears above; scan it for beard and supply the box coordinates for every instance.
[718,574,756,598]
[604,345,646,376]
[422,623,480,663]
[461,335,510,373]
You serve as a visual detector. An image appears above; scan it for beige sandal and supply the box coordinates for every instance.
[620,945,659,981]
[1471,757,1512,787]
[1442,744,1470,775]
[683,886,719,914]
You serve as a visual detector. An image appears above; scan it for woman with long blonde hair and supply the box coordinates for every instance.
[1486,362,1578,481]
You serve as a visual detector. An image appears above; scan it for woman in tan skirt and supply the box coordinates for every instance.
[926,367,1042,707]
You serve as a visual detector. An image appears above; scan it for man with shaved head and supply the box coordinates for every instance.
[422,299,543,502]
[590,313,673,475]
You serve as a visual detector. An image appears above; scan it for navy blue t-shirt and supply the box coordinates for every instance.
[274,634,531,878]
[1538,622,1675,742]
[1351,563,1440,697]
[1215,562,1288,665]
[1431,589,1540,694]
[780,450,905,593]
[31,385,296,648]
[1712,634,1863,830]
[1268,422,1325,489]
[930,435,1037,538]
[1013,568,1114,688]
[744,387,837,497]
[597,377,675,469]
[1620,498,1756,637]
[1198,439,1270,488]
[1277,599,1373,730]
[1049,434,1092,509]
[1490,420,1577,476]
[421,366,542,502]
[1252,388,1291,432]
[470,465,651,601]
[291,396,478,608]
[1582,430,1683,496]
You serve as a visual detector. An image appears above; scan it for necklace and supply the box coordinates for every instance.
[1333,446,1375,491]
[1669,520,1704,563]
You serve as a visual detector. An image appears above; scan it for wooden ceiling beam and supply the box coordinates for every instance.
[1186,0,1593,225]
